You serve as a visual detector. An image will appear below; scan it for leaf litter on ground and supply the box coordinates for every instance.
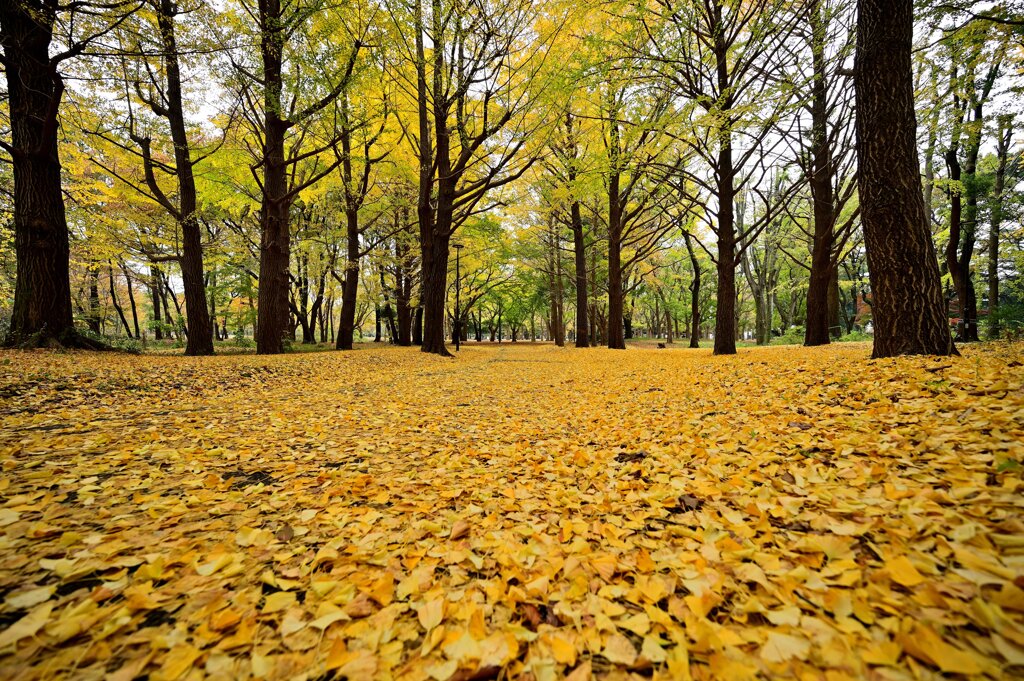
[0,341,1022,680]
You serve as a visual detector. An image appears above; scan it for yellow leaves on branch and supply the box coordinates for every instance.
[0,342,1022,680]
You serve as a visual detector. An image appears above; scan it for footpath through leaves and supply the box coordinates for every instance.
[0,343,1023,680]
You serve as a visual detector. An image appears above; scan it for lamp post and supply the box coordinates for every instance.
[453,242,464,351]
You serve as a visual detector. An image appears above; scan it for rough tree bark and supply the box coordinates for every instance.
[254,0,291,354]
[804,0,837,346]
[854,0,956,357]
[0,0,93,347]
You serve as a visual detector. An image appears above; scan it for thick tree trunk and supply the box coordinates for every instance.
[854,0,956,357]
[713,203,737,354]
[710,11,738,356]
[336,210,360,350]
[804,0,836,347]
[1,2,82,347]
[419,231,451,355]
[254,0,291,355]
[827,271,841,339]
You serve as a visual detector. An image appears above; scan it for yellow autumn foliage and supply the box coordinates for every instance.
[0,342,1022,679]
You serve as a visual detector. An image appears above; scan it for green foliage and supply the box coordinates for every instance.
[774,326,805,346]
[837,330,872,343]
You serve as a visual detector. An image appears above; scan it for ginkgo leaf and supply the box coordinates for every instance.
[548,633,576,665]
[861,640,901,666]
[640,635,667,663]
[0,509,19,526]
[159,644,201,680]
[764,606,801,626]
[5,586,54,610]
[262,592,296,614]
[442,630,482,663]
[309,610,350,630]
[0,603,53,648]
[417,597,445,631]
[885,555,925,587]
[760,632,811,663]
[899,624,986,675]
[196,553,237,576]
[603,633,638,666]
[1,341,1021,681]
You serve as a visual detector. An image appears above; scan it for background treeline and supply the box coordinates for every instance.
[0,0,1021,356]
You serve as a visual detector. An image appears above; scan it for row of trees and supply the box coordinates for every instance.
[1,0,1020,358]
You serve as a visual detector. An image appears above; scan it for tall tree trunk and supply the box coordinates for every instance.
[255,0,291,355]
[208,269,218,341]
[336,210,360,350]
[987,116,1012,339]
[296,255,313,344]
[164,279,185,335]
[922,65,940,222]
[956,100,984,342]
[827,271,841,339]
[589,244,600,346]
[108,265,132,337]
[854,0,956,357]
[945,141,971,340]
[156,0,213,355]
[740,248,769,346]
[415,0,452,356]
[123,263,141,339]
[804,0,836,347]
[571,200,589,348]
[380,266,398,343]
[0,1,81,347]
[395,254,413,347]
[713,180,737,354]
[413,306,423,345]
[684,232,701,349]
[712,19,737,356]
[150,266,164,340]
[548,222,565,347]
[419,233,450,354]
[606,104,626,350]
[87,268,102,334]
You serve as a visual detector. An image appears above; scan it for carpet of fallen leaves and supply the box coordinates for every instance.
[0,342,1023,681]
